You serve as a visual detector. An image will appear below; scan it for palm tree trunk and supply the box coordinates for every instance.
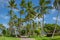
[52,14,58,38]
[52,2,59,38]
[28,20,30,36]
[15,29,18,37]
[19,14,21,36]
[30,20,31,36]
[28,20,31,37]
[32,20,35,35]
[41,15,45,37]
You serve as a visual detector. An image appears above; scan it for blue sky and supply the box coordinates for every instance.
[0,0,60,28]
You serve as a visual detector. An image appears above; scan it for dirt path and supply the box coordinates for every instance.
[21,38,35,40]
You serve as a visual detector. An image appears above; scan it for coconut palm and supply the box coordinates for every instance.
[25,0,36,36]
[8,0,17,36]
[8,0,17,25]
[8,0,17,19]
[34,0,52,36]
[16,0,27,36]
[8,0,17,9]
[20,0,36,34]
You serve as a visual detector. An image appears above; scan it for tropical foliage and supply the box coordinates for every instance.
[0,0,60,39]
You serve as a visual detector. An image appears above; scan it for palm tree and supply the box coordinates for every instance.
[8,0,17,36]
[25,0,37,36]
[19,0,36,36]
[9,14,18,37]
[8,0,17,9]
[16,0,27,36]
[52,0,60,38]
[8,0,17,21]
[32,20,37,35]
[34,0,52,36]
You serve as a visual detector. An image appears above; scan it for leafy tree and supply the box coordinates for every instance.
[0,24,6,36]
[0,24,5,30]
[44,24,60,37]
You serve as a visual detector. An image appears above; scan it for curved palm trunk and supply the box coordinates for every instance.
[52,12,59,38]
[52,10,59,38]
[52,2,59,38]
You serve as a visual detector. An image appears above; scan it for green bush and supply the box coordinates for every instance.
[21,30,26,35]
[2,29,7,36]
[34,30,40,35]
[44,24,60,37]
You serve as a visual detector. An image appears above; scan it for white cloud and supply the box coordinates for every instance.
[51,9,56,14]
[44,15,46,18]
[4,16,10,19]
[52,5,53,7]
[51,9,56,12]
[44,21,46,23]
[53,17,60,21]
[13,9,19,12]
[53,17,56,20]
[3,24,9,28]
[0,0,9,3]
[33,17,42,22]
[0,15,10,19]
[33,17,46,24]
[0,0,9,8]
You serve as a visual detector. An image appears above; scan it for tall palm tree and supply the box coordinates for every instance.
[52,0,60,38]
[25,0,36,36]
[8,0,17,21]
[8,0,17,36]
[9,14,18,37]
[32,20,37,35]
[20,0,36,36]
[16,0,27,36]
[34,0,52,36]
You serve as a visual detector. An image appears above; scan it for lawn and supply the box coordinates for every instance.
[35,36,60,40]
[0,36,20,40]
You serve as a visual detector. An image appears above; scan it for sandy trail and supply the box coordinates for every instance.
[21,38,35,40]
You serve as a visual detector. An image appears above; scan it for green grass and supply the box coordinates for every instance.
[0,36,20,40]
[35,36,60,40]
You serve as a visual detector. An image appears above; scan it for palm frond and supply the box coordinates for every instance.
[39,0,45,5]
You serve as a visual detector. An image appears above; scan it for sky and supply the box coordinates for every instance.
[0,0,60,28]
